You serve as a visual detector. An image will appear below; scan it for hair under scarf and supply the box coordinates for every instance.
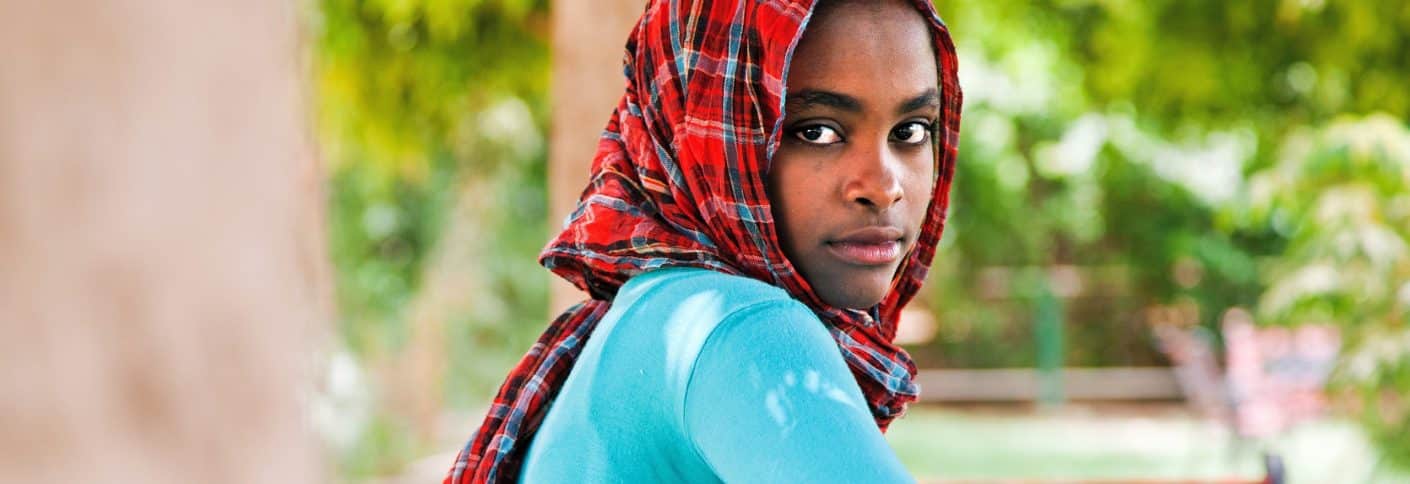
[448,0,961,482]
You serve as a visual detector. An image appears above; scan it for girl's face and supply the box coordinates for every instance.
[768,0,940,310]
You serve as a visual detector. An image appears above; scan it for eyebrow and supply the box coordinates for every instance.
[788,89,862,112]
[786,87,941,116]
[898,88,941,115]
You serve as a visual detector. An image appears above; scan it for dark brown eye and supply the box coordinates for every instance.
[891,122,932,144]
[793,124,843,145]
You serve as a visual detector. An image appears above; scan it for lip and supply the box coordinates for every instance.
[826,226,905,266]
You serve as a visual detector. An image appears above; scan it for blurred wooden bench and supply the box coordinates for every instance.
[915,367,1183,402]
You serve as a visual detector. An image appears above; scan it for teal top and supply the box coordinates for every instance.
[520,267,912,483]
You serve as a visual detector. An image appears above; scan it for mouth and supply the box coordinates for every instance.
[825,226,906,266]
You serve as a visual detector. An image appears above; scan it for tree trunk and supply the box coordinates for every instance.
[0,2,330,483]
[548,0,648,315]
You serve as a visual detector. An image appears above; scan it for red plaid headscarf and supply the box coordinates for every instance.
[448,0,961,481]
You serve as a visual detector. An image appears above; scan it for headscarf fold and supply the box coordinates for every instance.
[449,0,961,482]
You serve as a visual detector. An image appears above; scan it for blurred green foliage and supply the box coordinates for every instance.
[922,0,1410,363]
[316,0,549,175]
[312,0,552,476]
[316,0,551,349]
[312,0,1410,477]
[1248,115,1410,469]
[920,0,1410,470]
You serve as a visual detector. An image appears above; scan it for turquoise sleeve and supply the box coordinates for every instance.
[682,300,914,483]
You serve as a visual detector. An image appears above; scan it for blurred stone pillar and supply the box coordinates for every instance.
[548,0,647,316]
[0,1,330,483]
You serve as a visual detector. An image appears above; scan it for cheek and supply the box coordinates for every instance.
[770,154,822,204]
[767,159,811,241]
[905,156,937,227]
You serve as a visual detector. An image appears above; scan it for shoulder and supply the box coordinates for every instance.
[610,267,825,366]
[608,266,827,341]
[615,266,829,348]
[617,268,843,388]
[604,266,831,407]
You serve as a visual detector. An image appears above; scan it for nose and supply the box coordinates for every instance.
[843,145,904,211]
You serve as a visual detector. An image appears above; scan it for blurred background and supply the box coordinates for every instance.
[3,0,1406,483]
[309,0,1410,482]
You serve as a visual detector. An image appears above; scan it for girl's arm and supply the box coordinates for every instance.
[682,300,914,483]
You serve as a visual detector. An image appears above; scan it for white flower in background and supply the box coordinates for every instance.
[477,96,542,161]
[1107,115,1254,206]
[311,350,371,453]
[1036,114,1107,178]
[957,44,1062,117]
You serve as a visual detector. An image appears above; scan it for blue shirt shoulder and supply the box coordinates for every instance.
[520,267,911,483]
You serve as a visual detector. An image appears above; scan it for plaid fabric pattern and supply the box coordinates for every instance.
[448,1,962,482]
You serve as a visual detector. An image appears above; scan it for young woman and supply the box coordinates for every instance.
[447,0,961,481]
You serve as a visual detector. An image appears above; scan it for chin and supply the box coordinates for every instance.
[818,272,894,310]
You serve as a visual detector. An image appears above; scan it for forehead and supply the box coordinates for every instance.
[788,1,938,98]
